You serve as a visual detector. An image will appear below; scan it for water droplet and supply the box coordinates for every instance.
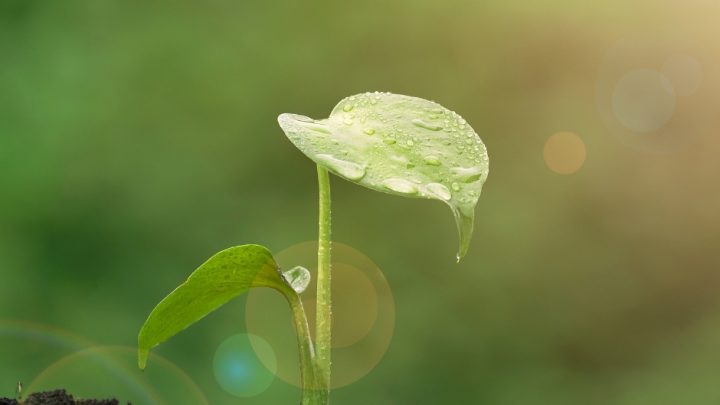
[423,156,441,166]
[315,154,366,180]
[451,182,461,191]
[406,140,415,146]
[452,166,484,183]
[364,128,376,135]
[426,183,451,201]
[282,266,311,294]
[382,178,418,194]
[452,204,475,262]
[412,119,443,131]
[343,104,354,112]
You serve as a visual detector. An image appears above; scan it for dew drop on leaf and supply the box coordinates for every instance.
[452,166,485,183]
[411,118,443,131]
[315,154,366,180]
[382,178,418,195]
[423,156,442,166]
[426,183,452,201]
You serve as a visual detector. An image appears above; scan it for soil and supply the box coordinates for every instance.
[0,389,128,405]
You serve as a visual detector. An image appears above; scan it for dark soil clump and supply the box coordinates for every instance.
[1,389,127,405]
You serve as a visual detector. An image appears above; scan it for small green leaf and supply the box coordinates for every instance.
[137,244,291,369]
[278,92,489,260]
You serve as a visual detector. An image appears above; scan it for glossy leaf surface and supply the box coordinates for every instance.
[278,92,489,259]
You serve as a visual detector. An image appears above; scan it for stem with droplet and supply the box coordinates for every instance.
[315,165,332,400]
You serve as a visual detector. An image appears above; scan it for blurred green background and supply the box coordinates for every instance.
[2,1,720,404]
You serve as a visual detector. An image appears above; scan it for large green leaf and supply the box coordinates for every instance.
[278,92,489,260]
[137,244,294,369]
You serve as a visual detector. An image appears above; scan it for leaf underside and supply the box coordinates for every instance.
[137,244,291,369]
[278,92,489,260]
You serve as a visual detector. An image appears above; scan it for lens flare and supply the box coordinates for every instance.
[27,346,208,405]
[0,320,94,398]
[596,37,715,153]
[213,333,277,397]
[543,132,586,175]
[611,68,675,133]
[245,241,395,388]
[662,54,703,97]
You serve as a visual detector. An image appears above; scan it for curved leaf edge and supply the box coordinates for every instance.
[137,244,295,370]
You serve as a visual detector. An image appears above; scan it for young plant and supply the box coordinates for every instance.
[137,92,489,404]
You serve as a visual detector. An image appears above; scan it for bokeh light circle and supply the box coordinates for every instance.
[298,263,379,348]
[596,37,716,153]
[245,241,395,389]
[213,333,277,398]
[543,132,586,174]
[661,54,703,97]
[611,68,675,133]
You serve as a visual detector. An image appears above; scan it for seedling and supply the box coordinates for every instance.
[137,92,489,404]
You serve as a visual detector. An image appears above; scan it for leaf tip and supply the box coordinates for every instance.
[138,348,149,370]
[456,245,469,263]
[277,113,291,124]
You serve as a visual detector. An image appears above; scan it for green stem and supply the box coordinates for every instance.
[285,291,327,404]
[315,165,332,398]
